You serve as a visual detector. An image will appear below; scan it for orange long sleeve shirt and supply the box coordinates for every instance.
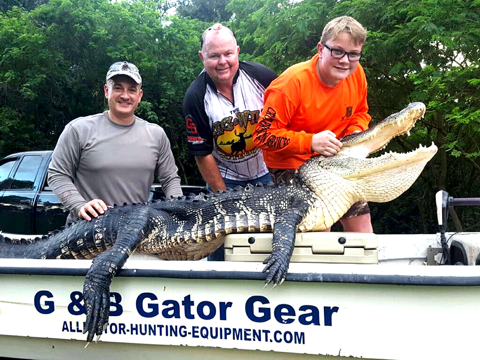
[253,54,371,169]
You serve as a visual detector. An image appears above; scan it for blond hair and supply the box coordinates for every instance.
[320,16,367,46]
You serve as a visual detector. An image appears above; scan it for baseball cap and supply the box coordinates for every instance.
[106,61,142,84]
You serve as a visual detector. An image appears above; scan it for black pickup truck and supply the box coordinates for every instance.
[0,151,204,235]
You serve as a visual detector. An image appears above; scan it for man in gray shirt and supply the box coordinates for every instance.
[48,61,183,223]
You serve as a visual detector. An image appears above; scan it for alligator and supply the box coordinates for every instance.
[0,102,437,343]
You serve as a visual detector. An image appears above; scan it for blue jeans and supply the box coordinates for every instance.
[207,172,272,261]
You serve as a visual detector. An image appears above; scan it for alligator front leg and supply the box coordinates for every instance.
[263,205,307,287]
[83,207,150,344]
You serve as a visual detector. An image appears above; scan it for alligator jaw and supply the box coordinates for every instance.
[349,143,437,204]
[300,141,437,215]
[338,102,426,159]
[342,143,437,180]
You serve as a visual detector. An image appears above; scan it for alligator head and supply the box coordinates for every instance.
[298,102,437,230]
[340,102,428,158]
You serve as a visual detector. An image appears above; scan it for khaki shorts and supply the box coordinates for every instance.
[269,168,370,219]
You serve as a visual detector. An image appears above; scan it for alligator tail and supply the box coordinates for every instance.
[0,233,50,258]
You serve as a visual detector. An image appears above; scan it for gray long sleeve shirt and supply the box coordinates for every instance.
[48,112,182,221]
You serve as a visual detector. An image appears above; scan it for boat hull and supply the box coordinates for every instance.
[1,253,480,360]
[0,233,480,360]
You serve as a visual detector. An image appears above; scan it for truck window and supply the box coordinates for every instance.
[0,159,16,182]
[0,158,17,190]
[9,155,43,190]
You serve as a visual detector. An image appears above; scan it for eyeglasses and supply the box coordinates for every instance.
[322,43,362,61]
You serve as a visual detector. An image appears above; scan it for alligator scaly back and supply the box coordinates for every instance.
[140,183,296,260]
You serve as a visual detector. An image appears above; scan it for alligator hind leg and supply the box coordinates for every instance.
[263,204,308,287]
[83,206,149,344]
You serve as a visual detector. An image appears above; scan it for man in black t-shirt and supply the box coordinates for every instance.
[183,23,277,193]
[183,23,277,260]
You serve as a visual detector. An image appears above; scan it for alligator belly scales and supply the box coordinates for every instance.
[0,103,437,343]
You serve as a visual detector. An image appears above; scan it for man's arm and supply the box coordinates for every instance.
[183,76,222,191]
[254,90,342,157]
[47,125,107,221]
[195,155,226,192]
[253,89,316,156]
[154,127,183,199]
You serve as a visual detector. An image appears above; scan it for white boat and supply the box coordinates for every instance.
[1,192,479,360]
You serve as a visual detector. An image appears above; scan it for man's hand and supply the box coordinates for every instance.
[78,199,108,221]
[195,155,227,192]
[312,130,343,156]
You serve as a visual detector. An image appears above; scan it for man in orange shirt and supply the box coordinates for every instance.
[253,16,373,232]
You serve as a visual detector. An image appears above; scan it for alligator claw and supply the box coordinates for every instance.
[262,252,289,287]
[83,280,110,343]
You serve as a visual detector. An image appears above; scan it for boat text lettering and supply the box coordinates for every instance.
[34,291,338,326]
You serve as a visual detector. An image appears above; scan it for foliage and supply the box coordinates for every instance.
[1,0,479,232]
[228,0,336,68]
[176,0,232,23]
[0,0,49,12]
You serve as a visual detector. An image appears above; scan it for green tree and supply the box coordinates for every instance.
[0,6,63,154]
[0,0,49,12]
[177,0,232,23]
[228,0,336,67]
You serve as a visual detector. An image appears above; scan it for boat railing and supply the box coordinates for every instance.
[436,190,480,265]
